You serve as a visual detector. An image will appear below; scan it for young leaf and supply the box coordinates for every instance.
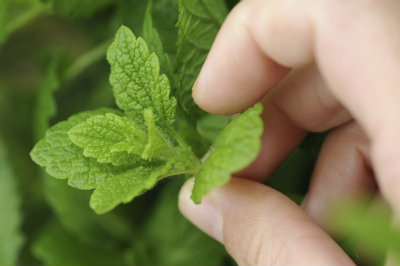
[0,138,24,266]
[69,113,146,166]
[90,161,174,214]
[107,25,177,129]
[30,108,121,190]
[175,0,227,116]
[142,108,176,161]
[191,104,263,203]
[142,0,172,77]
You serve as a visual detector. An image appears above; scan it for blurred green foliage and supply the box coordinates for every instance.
[0,0,399,265]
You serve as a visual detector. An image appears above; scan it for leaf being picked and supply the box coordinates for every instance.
[0,138,24,266]
[69,113,146,166]
[30,108,121,190]
[175,0,227,116]
[107,25,177,129]
[191,104,263,203]
[90,161,175,214]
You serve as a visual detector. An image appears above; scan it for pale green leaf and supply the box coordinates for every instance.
[0,138,24,266]
[30,108,121,190]
[107,25,176,129]
[175,0,227,116]
[142,108,176,161]
[191,104,263,203]
[90,161,175,214]
[69,113,146,166]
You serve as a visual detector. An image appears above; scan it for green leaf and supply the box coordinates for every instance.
[175,0,227,116]
[191,104,263,203]
[32,221,124,266]
[90,161,174,214]
[107,25,177,129]
[126,178,228,266]
[0,138,24,266]
[50,0,113,18]
[142,0,172,77]
[69,113,146,166]
[142,108,176,161]
[30,108,121,190]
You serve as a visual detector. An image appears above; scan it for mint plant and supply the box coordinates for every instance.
[30,24,263,214]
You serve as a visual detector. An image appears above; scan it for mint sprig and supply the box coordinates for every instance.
[31,25,263,214]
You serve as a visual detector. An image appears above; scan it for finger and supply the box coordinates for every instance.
[179,177,354,265]
[238,65,351,180]
[195,0,400,213]
[303,122,376,227]
[192,1,289,115]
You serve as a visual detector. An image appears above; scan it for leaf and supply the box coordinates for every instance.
[90,161,175,214]
[69,113,146,166]
[175,0,227,116]
[142,108,176,161]
[32,221,124,266]
[0,138,24,266]
[30,108,121,190]
[191,104,263,203]
[126,178,228,266]
[50,0,113,18]
[142,0,172,77]
[107,25,177,129]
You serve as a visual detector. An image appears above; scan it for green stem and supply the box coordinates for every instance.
[63,39,112,83]
[4,2,51,36]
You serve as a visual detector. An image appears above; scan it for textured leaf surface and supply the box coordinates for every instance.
[191,104,263,203]
[32,221,124,266]
[142,109,176,160]
[90,162,174,214]
[175,0,227,116]
[107,25,176,129]
[30,108,120,190]
[0,138,24,266]
[126,179,227,266]
[69,113,146,166]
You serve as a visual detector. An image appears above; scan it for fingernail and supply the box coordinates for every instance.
[178,178,224,243]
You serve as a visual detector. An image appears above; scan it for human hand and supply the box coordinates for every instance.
[178,0,400,264]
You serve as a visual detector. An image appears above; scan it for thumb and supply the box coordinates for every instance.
[179,177,354,265]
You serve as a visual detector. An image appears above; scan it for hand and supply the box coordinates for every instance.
[178,0,400,265]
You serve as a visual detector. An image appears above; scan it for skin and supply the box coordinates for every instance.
[178,0,400,265]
